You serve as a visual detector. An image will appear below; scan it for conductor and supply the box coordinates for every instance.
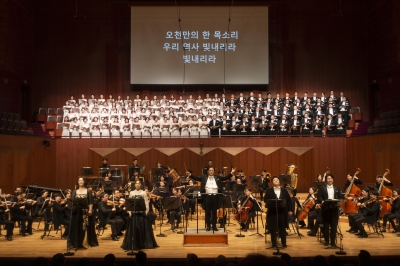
[264,176,292,248]
[190,167,235,231]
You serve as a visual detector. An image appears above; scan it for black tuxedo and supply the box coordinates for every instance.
[239,122,249,135]
[278,119,290,135]
[264,187,292,246]
[98,201,124,238]
[220,120,230,135]
[208,119,221,137]
[52,202,70,237]
[317,184,343,245]
[191,173,233,229]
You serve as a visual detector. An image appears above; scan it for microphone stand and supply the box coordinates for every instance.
[272,193,282,255]
[335,204,346,255]
[64,198,77,256]
[249,200,264,237]
[177,196,184,235]
[127,195,137,256]
[156,197,166,237]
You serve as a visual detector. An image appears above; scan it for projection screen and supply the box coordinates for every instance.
[130,6,269,85]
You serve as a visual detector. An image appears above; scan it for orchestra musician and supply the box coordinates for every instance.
[264,176,292,248]
[381,188,400,232]
[237,188,256,232]
[10,194,34,236]
[375,174,393,189]
[316,173,343,247]
[287,188,306,228]
[342,173,363,192]
[306,187,321,236]
[97,193,125,241]
[99,158,110,177]
[258,170,270,200]
[128,158,140,179]
[0,199,14,241]
[190,167,235,231]
[166,187,182,231]
[352,191,381,238]
[52,193,70,240]
[346,187,370,234]
[35,190,54,231]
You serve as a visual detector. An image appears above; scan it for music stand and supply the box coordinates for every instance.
[102,181,114,195]
[220,195,233,233]
[81,167,93,177]
[233,183,246,196]
[278,174,292,188]
[65,197,88,253]
[163,197,180,233]
[265,199,286,256]
[313,181,326,190]
[250,176,262,188]
[202,167,208,176]
[249,200,264,237]
[98,168,109,179]
[364,183,377,192]
[125,196,146,256]
[250,176,262,200]
[225,181,235,192]
[129,166,140,178]
[152,168,163,177]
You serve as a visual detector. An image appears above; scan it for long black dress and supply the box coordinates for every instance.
[121,190,158,250]
[69,189,98,249]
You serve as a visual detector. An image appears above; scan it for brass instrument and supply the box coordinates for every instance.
[222,167,228,176]
[124,182,133,193]
[287,164,298,189]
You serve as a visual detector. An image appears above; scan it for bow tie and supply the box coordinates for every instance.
[208,176,214,179]
[327,185,333,188]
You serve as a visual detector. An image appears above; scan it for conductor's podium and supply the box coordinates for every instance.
[183,228,228,246]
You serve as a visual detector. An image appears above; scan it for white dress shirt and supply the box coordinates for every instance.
[205,176,218,194]
[273,187,281,199]
[327,185,334,200]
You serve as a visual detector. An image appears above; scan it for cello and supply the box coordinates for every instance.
[235,195,253,223]
[297,193,316,221]
[378,169,392,218]
[341,168,362,215]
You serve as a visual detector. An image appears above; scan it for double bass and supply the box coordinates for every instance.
[378,169,392,218]
[341,168,362,215]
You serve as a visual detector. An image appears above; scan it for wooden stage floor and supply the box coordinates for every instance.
[1,214,399,262]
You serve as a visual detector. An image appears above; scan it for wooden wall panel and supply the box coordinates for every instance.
[347,133,400,185]
[50,137,347,193]
[0,135,56,194]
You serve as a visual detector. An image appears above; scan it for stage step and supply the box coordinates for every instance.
[183,228,228,246]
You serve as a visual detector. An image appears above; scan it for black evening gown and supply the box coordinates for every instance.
[69,190,99,249]
[121,212,158,250]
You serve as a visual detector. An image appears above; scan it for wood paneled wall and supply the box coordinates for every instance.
[56,137,347,192]
[0,135,56,194]
[2,133,400,195]
[367,0,400,115]
[347,133,400,185]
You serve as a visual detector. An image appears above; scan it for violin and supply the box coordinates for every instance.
[106,200,119,207]
[360,198,376,208]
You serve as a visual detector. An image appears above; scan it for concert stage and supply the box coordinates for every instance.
[1,207,400,265]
